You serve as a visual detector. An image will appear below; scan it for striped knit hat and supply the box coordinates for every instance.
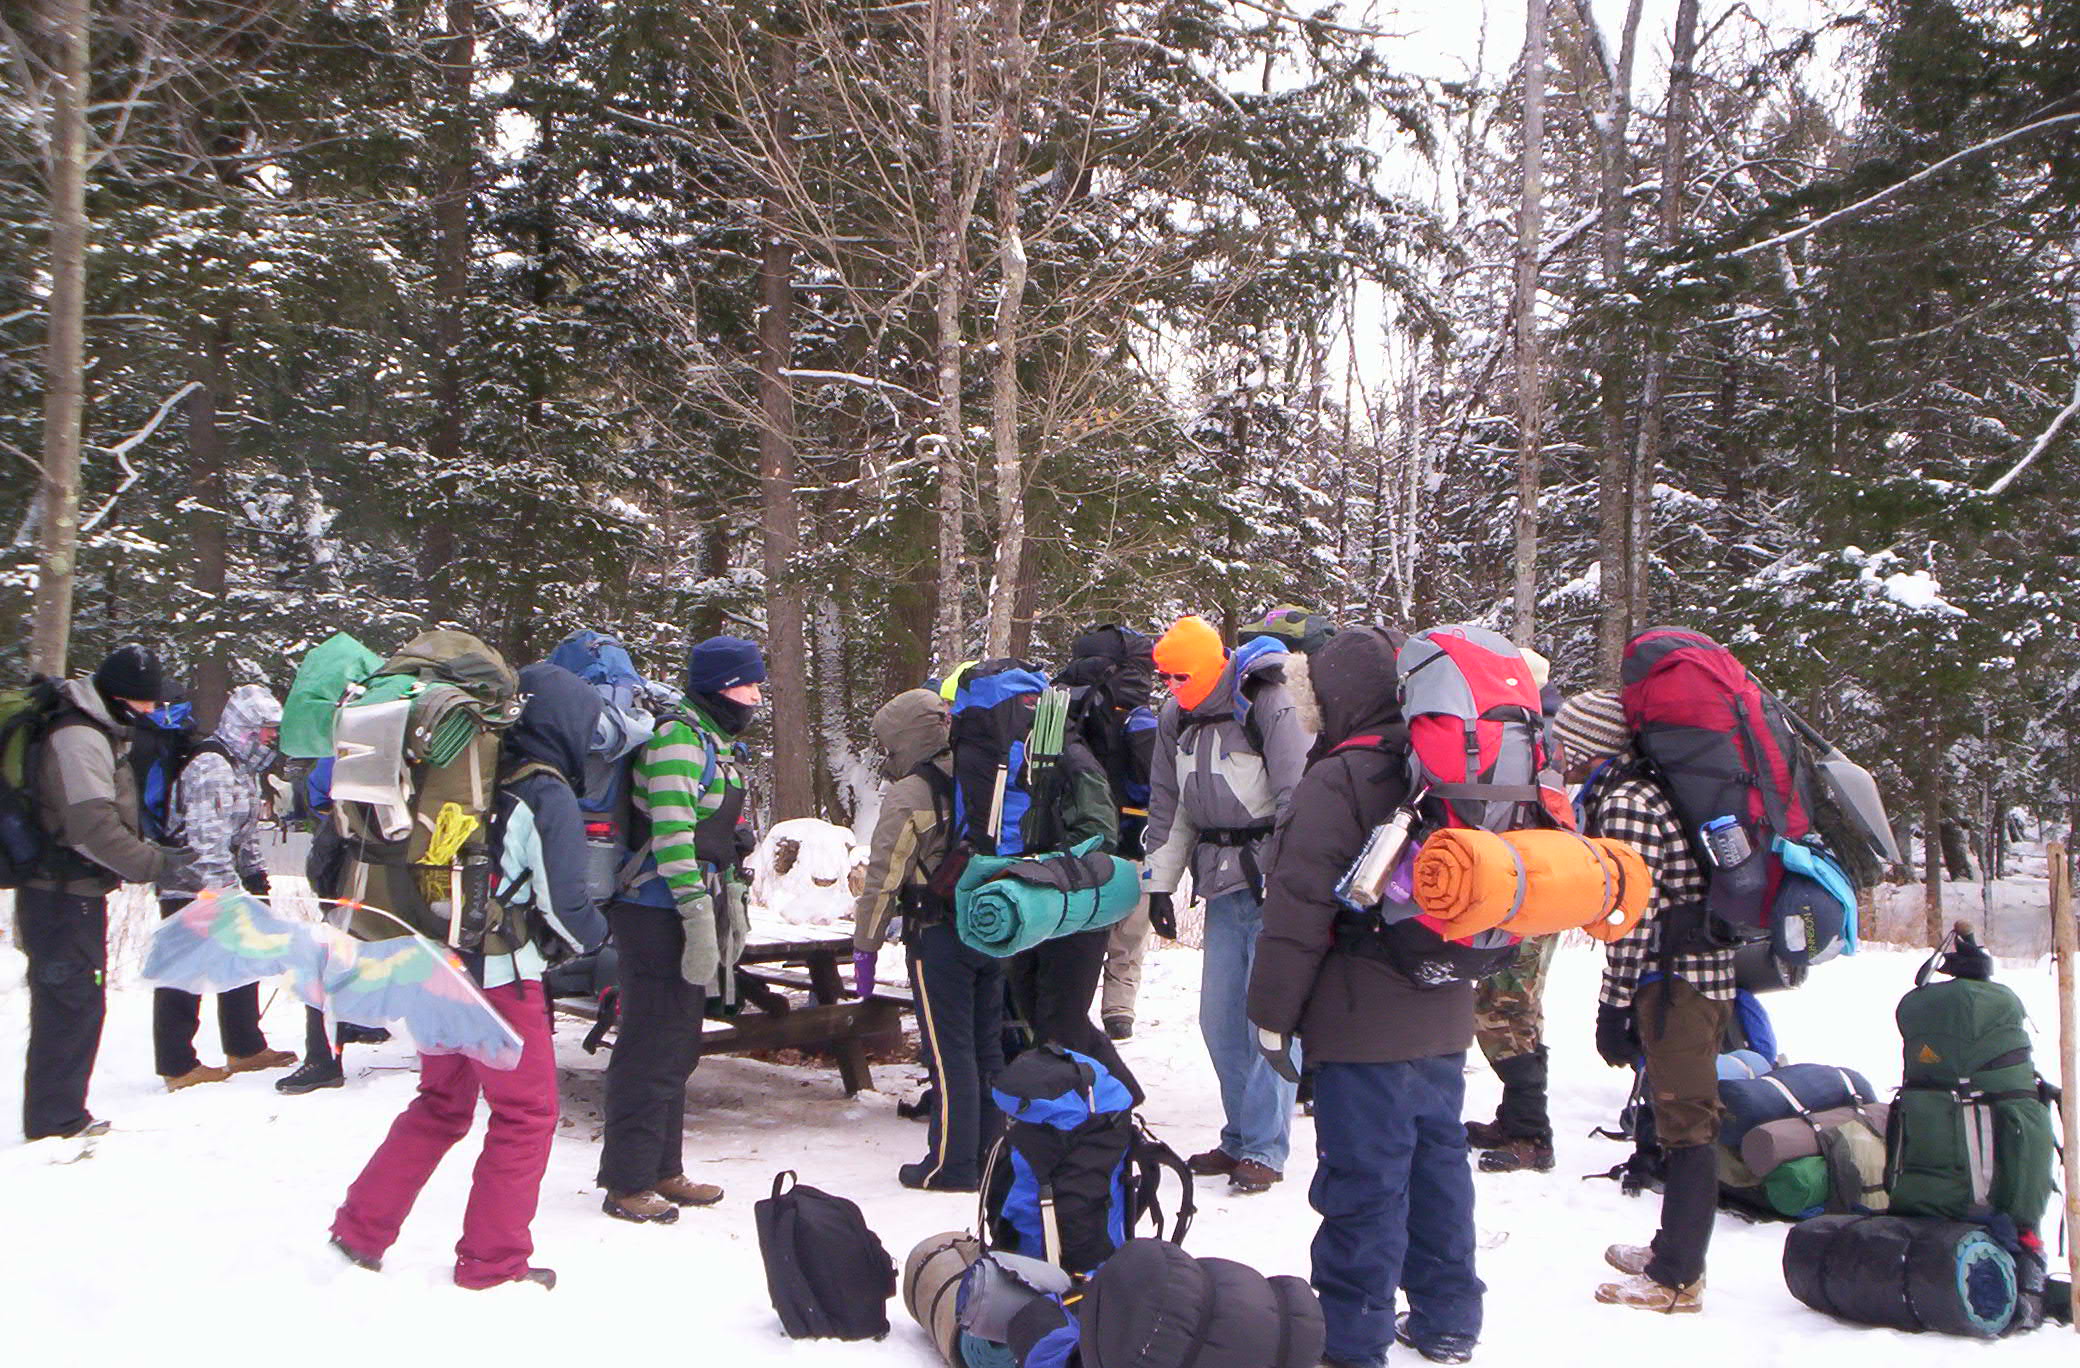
[1553,688,1630,763]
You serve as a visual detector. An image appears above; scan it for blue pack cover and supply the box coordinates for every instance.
[1719,1062,1875,1149]
[134,702,196,841]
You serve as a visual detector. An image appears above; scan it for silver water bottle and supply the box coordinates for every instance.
[1336,807,1421,907]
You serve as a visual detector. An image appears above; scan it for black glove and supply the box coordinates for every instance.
[1596,1001,1639,1069]
[1256,1026,1302,1084]
[1147,892,1176,940]
[240,870,270,897]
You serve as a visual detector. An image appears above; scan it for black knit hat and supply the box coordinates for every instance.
[93,643,176,705]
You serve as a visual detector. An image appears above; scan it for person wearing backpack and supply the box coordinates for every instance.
[329,662,609,1290]
[596,635,763,1223]
[151,683,298,1090]
[1056,627,1159,1043]
[1559,689,1737,1315]
[1145,614,1310,1194]
[16,644,191,1140]
[1247,626,1484,1368]
[852,687,1006,1191]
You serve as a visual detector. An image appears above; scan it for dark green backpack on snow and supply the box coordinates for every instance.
[1885,932,2058,1234]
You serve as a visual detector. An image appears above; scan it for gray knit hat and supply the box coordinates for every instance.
[1553,688,1630,763]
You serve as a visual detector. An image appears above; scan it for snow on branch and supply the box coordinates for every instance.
[78,381,201,536]
[1985,372,2079,497]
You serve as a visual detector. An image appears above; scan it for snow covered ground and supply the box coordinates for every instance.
[2,905,2074,1367]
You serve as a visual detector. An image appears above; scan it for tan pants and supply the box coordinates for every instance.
[1100,891,1151,1024]
[1637,977,1730,1148]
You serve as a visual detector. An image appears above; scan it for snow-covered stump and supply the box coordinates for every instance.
[747,818,867,926]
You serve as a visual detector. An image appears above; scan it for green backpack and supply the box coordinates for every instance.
[0,678,65,887]
[1885,932,2057,1234]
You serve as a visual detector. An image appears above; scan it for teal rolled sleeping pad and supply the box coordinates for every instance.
[955,836,1141,958]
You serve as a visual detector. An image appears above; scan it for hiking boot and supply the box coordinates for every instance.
[1476,1137,1554,1173]
[164,1064,232,1092]
[227,1048,298,1074]
[1396,1312,1477,1364]
[1463,1117,1509,1150]
[899,1162,980,1192]
[1229,1159,1282,1194]
[1603,1243,1653,1276]
[33,1116,110,1141]
[337,1023,391,1046]
[1104,1016,1134,1042]
[602,1190,680,1224]
[1594,1272,1702,1313]
[276,1056,345,1095]
[329,1235,382,1272]
[654,1174,725,1207]
[1187,1147,1239,1177]
[465,1267,557,1290]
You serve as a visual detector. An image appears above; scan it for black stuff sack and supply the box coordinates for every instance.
[1783,1212,2017,1338]
[755,1171,896,1341]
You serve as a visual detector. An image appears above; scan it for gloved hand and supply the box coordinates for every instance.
[733,824,758,878]
[1596,1001,1639,1068]
[852,949,878,1000]
[240,870,270,897]
[1256,1026,1301,1084]
[160,847,202,890]
[1147,892,1177,940]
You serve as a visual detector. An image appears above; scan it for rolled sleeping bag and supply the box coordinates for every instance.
[955,837,1140,958]
[1784,1213,2016,1337]
[905,1231,983,1365]
[1716,1049,1772,1081]
[1409,827,1649,942]
[1073,1238,1325,1368]
[1718,1063,1875,1150]
[1740,1103,1890,1175]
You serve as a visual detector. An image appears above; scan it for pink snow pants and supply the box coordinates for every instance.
[331,979,559,1289]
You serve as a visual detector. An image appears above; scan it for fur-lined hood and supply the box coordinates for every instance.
[1288,627,1403,749]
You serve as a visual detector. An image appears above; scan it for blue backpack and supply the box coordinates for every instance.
[129,702,224,843]
[978,1046,1192,1278]
[545,630,660,902]
[950,661,1051,857]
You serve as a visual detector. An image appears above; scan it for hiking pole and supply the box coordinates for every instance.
[2049,840,2079,1335]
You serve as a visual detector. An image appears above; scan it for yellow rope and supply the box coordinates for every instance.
[422,802,480,867]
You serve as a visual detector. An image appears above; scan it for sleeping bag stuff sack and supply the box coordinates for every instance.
[281,632,383,759]
[980,1046,1193,1277]
[755,1171,897,1341]
[1409,827,1649,942]
[1717,1062,1875,1150]
[956,836,1140,958]
[1009,1237,1325,1368]
[1720,1104,1890,1220]
[955,1250,1072,1363]
[906,1231,984,1365]
[1784,1213,2017,1337]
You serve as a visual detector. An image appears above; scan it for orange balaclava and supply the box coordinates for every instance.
[1153,615,1228,713]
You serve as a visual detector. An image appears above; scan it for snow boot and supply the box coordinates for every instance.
[227,1048,297,1074]
[1396,1311,1477,1364]
[465,1267,556,1290]
[1464,1116,1510,1150]
[654,1174,725,1207]
[1477,1137,1554,1173]
[164,1064,231,1092]
[277,1054,345,1095]
[1595,1271,1703,1314]
[1188,1147,1239,1177]
[1604,1244,1652,1276]
[329,1235,382,1272]
[1104,1016,1134,1042]
[602,1190,680,1224]
[1229,1159,1282,1194]
[1491,1047,1550,1143]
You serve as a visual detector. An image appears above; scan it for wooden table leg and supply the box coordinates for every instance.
[806,949,876,1095]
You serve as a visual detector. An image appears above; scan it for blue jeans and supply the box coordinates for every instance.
[1200,887,1297,1169]
[1311,1056,1485,1366]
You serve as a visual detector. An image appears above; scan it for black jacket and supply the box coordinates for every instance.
[496,663,609,956]
[1246,627,1476,1064]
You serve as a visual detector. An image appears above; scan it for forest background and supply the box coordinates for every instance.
[3,0,2077,925]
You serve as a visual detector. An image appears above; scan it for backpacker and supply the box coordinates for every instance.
[328,630,526,951]
[1619,627,1855,970]
[1335,625,1569,987]
[545,629,659,902]
[1885,932,2057,1235]
[129,701,228,844]
[979,1045,1194,1277]
[0,677,65,887]
[755,1170,897,1341]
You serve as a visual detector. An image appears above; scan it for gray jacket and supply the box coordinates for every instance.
[33,679,175,896]
[157,685,281,897]
[1143,638,1311,901]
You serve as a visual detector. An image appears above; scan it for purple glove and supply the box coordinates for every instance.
[853,949,878,999]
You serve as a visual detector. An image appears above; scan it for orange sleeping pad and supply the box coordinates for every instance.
[1410,827,1649,943]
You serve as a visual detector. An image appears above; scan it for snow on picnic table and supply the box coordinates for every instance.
[2,899,2075,1368]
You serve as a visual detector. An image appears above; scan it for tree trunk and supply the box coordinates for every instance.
[419,0,475,620]
[186,327,232,727]
[1923,758,1946,946]
[1626,0,1701,632]
[28,0,91,677]
[983,0,1030,659]
[1509,0,1550,647]
[758,34,813,822]
[929,0,967,668]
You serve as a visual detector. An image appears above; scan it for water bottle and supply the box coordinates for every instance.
[1337,808,1420,907]
[1701,815,1765,895]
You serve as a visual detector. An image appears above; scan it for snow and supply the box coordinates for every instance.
[2,905,2075,1367]
[747,818,867,925]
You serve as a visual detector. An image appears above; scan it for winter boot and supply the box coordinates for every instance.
[654,1174,725,1207]
[1604,1244,1652,1276]
[277,1054,345,1095]
[1595,1272,1703,1313]
[1187,1147,1239,1177]
[602,1190,680,1224]
[1464,1116,1510,1150]
[164,1064,232,1092]
[329,1235,382,1272]
[1477,1136,1555,1173]
[1396,1311,1477,1365]
[227,1048,298,1074]
[1229,1159,1282,1194]
[1490,1047,1551,1144]
[464,1267,557,1290]
[1104,1016,1134,1042]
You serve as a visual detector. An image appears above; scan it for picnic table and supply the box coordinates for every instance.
[557,918,912,1097]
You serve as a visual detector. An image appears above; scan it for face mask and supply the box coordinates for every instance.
[698,692,756,737]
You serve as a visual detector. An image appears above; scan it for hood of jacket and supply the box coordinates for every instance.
[1188,634,1288,723]
[59,677,127,736]
[1303,626,1404,749]
[873,688,951,781]
[215,684,284,772]
[506,663,604,796]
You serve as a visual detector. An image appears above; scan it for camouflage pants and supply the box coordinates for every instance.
[1474,935,1555,1066]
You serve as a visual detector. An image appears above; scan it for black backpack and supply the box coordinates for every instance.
[755,1171,896,1341]
[128,702,229,844]
[0,677,66,888]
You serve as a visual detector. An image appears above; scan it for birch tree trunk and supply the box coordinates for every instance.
[186,327,232,726]
[419,0,474,620]
[758,33,813,821]
[929,0,967,667]
[28,0,90,676]
[983,0,1029,659]
[1627,0,1701,632]
[1509,0,1550,648]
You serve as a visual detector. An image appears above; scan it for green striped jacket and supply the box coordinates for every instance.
[632,707,737,909]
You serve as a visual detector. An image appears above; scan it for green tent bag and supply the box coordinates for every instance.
[955,836,1140,958]
[281,633,383,759]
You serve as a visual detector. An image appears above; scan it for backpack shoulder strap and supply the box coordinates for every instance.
[1129,1118,1197,1247]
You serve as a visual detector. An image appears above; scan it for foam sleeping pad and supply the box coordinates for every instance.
[955,837,1140,958]
[1409,827,1649,942]
[1739,1103,1890,1174]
